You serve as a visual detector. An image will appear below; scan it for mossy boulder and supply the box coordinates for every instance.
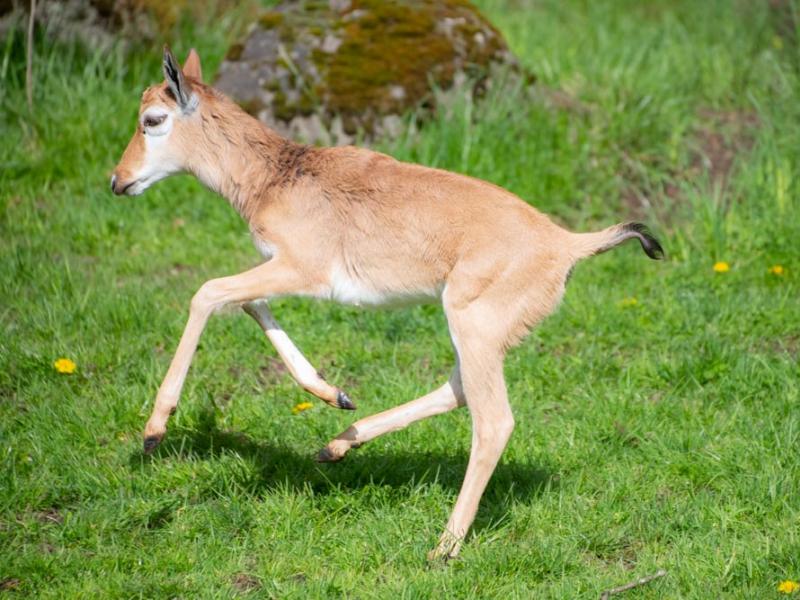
[0,0,245,51]
[215,0,531,144]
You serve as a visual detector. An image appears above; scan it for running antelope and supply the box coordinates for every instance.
[111,47,663,561]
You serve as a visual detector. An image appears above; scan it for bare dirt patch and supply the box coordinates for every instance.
[585,539,642,572]
[33,508,63,525]
[0,578,21,591]
[231,573,261,593]
[693,108,759,186]
[752,333,799,357]
[622,107,759,221]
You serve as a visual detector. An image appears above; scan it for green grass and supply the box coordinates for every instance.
[2,0,799,597]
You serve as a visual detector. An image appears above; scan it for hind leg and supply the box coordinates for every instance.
[317,368,465,462]
[428,296,517,561]
[427,254,566,560]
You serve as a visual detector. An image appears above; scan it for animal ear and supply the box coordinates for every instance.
[163,45,193,110]
[183,48,203,82]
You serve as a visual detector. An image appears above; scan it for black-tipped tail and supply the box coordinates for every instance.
[623,222,664,260]
[572,221,665,260]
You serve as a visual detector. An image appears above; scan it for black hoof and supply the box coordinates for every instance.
[336,390,356,410]
[426,554,458,569]
[143,435,162,454]
[316,447,340,463]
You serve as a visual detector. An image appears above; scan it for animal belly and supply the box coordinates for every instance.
[327,266,440,307]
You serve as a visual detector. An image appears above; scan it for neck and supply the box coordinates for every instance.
[185,101,296,222]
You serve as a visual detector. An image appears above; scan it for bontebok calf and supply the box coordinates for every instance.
[111,47,663,561]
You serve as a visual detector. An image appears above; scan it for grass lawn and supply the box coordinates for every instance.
[2,0,799,597]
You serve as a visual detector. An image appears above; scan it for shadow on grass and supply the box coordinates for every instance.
[130,412,557,533]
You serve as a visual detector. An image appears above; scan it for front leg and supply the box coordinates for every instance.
[143,258,316,453]
[242,301,355,410]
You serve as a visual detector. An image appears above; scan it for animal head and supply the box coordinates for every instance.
[111,47,204,196]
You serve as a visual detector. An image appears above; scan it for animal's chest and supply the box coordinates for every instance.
[251,233,276,260]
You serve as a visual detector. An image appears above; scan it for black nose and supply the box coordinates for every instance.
[110,174,117,193]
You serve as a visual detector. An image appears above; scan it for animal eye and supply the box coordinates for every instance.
[143,114,166,128]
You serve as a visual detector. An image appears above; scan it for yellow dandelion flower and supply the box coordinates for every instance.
[713,261,730,273]
[778,580,800,594]
[53,358,77,374]
[769,265,785,276]
[619,297,639,308]
[291,401,314,415]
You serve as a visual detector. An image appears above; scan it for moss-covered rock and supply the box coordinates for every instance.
[215,0,531,144]
[0,0,247,51]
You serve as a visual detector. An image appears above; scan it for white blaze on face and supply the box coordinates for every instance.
[124,105,183,195]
